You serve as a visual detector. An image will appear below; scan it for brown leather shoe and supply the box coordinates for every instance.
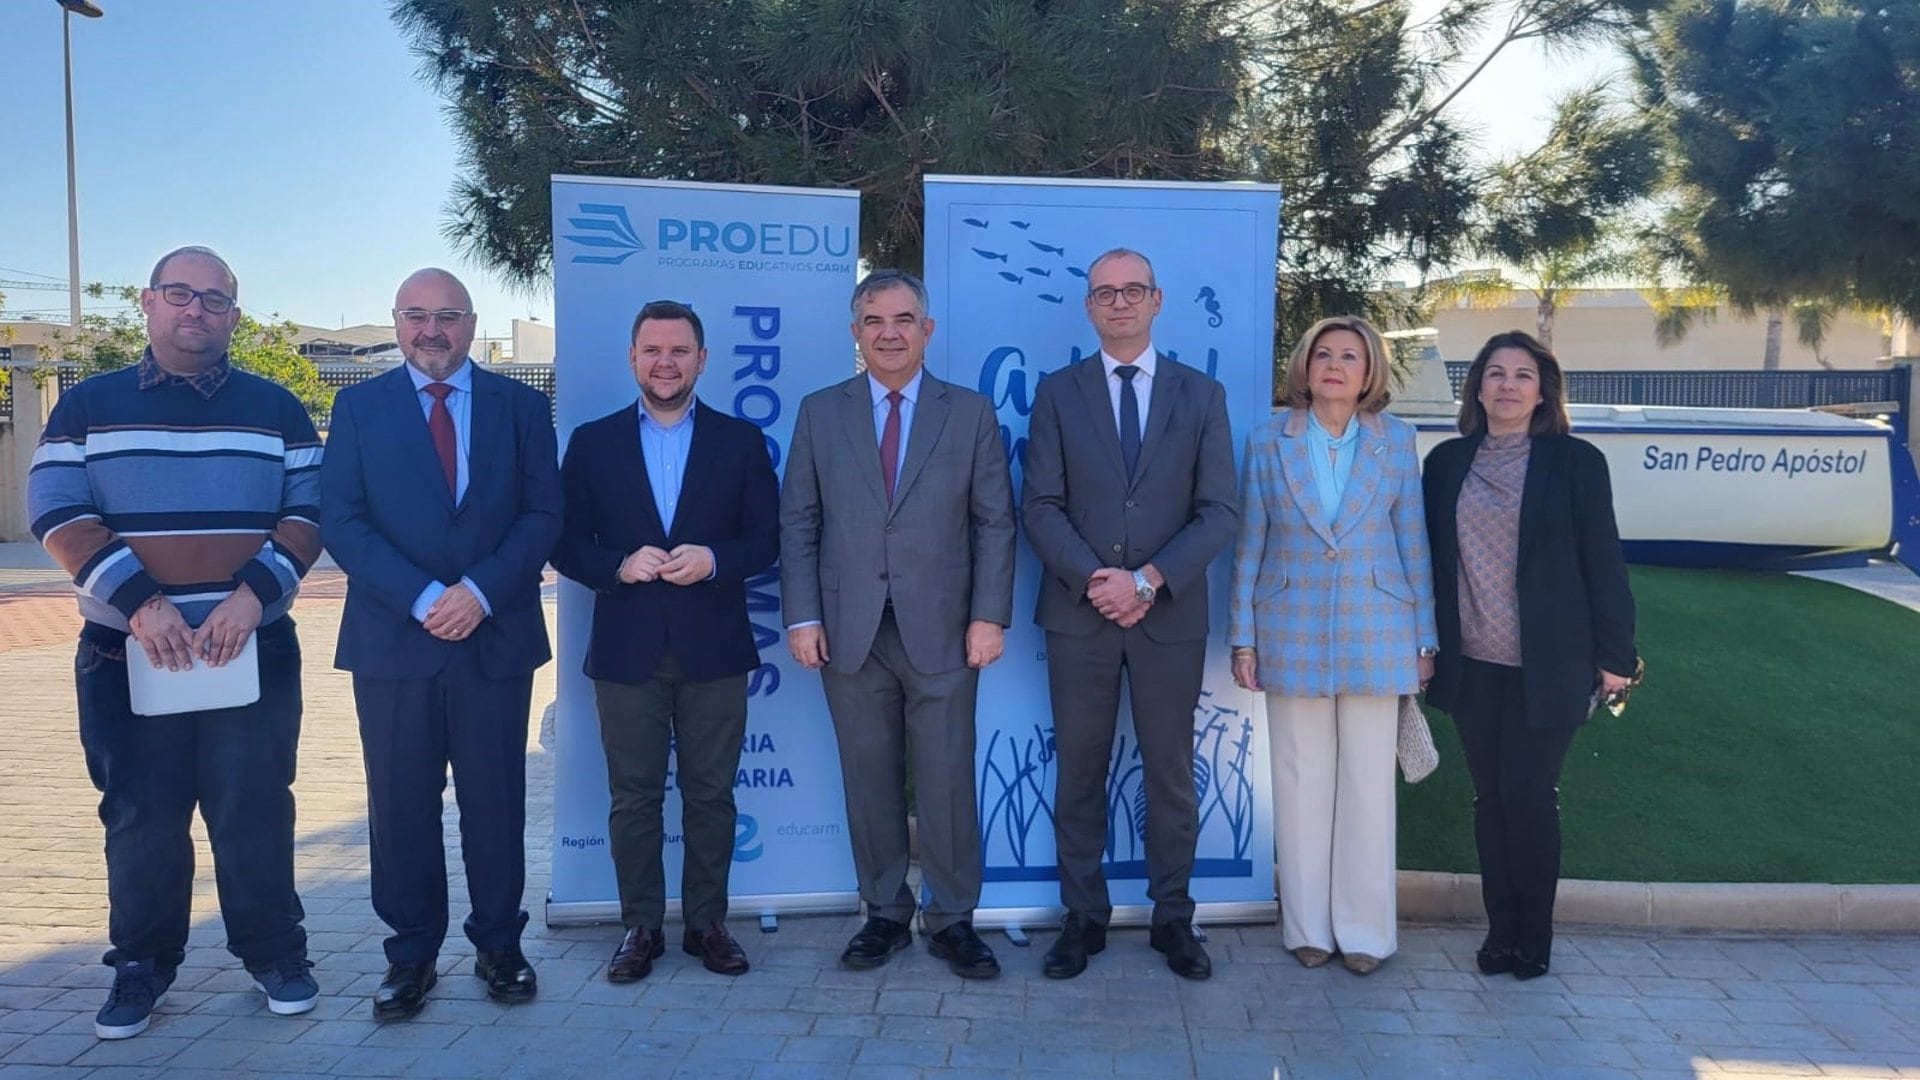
[607,927,664,983]
[682,922,750,976]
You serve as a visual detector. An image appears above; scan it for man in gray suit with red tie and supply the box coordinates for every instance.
[779,269,1017,979]
[1022,248,1238,981]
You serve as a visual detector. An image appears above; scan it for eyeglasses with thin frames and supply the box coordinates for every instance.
[153,283,236,315]
[394,308,474,328]
[1088,283,1155,307]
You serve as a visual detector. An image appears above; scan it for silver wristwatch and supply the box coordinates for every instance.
[1132,570,1156,603]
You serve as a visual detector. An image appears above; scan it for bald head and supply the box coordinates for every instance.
[393,268,477,380]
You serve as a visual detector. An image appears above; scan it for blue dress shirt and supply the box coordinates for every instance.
[639,400,695,531]
[1305,410,1360,525]
[406,359,491,622]
[870,369,923,494]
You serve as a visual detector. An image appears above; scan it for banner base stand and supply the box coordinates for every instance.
[968,900,1278,935]
[545,891,861,929]
[759,914,779,934]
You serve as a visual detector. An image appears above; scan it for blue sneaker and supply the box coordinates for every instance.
[248,954,318,1015]
[94,958,175,1040]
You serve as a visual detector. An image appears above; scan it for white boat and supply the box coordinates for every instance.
[1391,361,1906,570]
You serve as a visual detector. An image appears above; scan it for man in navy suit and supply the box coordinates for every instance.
[320,269,561,1021]
[552,301,779,981]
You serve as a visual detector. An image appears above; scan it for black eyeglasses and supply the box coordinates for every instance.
[1089,283,1155,307]
[154,283,236,315]
[394,308,474,328]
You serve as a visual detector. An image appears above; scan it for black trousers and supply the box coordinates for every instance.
[354,648,533,964]
[593,656,748,930]
[1449,658,1579,963]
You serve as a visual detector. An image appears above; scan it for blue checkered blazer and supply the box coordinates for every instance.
[1227,408,1437,697]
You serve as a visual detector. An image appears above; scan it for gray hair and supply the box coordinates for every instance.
[849,269,929,319]
[1086,248,1157,289]
[149,245,239,298]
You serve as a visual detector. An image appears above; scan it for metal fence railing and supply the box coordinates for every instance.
[1443,363,1905,411]
[311,362,556,431]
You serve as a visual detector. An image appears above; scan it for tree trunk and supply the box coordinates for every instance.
[1536,296,1555,350]
[1763,308,1784,370]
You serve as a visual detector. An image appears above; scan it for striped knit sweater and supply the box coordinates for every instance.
[26,352,324,632]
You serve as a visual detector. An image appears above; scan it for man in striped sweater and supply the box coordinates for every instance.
[26,246,324,1040]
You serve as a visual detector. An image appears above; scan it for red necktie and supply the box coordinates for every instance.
[425,382,457,496]
[879,390,903,505]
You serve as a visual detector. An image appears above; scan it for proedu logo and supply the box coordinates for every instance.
[563,203,647,265]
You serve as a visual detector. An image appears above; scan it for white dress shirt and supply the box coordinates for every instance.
[1100,345,1157,440]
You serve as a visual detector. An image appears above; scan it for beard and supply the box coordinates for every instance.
[406,335,465,380]
[642,380,694,412]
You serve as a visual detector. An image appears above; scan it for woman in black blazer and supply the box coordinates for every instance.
[1422,331,1637,980]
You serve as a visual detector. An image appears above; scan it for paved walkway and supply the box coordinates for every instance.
[1,578,1916,1079]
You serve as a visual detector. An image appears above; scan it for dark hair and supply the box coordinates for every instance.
[631,300,704,349]
[149,245,238,297]
[1456,330,1572,437]
[850,269,929,318]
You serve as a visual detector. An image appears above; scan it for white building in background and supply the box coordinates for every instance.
[1423,288,1894,370]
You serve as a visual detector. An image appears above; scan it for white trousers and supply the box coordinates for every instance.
[1267,693,1399,958]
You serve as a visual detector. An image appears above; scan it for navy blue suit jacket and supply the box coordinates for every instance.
[552,399,779,685]
[320,364,562,680]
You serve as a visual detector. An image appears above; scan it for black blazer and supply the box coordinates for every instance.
[553,399,779,685]
[1422,433,1636,729]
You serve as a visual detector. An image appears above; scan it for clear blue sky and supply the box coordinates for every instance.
[0,2,1613,339]
[0,1,552,340]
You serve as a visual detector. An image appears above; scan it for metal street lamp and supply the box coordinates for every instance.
[58,0,105,329]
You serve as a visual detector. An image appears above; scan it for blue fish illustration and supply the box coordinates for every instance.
[1193,286,1225,328]
[1024,267,1052,277]
[1010,220,1032,229]
[1038,294,1064,304]
[1028,240,1066,256]
[1065,266,1087,278]
[962,217,990,228]
[973,248,1009,262]
[997,271,1024,284]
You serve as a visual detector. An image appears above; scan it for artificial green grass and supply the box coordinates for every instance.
[1398,565,1920,883]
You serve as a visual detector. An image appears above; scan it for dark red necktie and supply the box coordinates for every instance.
[879,390,903,504]
[425,382,457,495]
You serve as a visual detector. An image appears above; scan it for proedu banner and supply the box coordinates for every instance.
[546,175,862,923]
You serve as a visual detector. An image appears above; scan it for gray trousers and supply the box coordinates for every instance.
[820,609,982,933]
[593,656,748,930]
[1046,624,1205,927]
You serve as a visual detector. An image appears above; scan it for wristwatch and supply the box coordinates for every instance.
[1418,646,1439,658]
[1131,570,1156,603]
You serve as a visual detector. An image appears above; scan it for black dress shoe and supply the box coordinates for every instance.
[1511,951,1550,981]
[372,959,436,1022]
[474,947,537,1004]
[927,922,1000,979]
[683,923,750,976]
[607,927,665,983]
[1149,921,1212,981]
[1476,946,1516,975]
[840,916,912,969]
[1042,912,1106,980]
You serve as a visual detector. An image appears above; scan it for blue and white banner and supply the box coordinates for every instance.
[547,175,862,922]
[923,176,1283,927]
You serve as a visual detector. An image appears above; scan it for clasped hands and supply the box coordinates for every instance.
[128,584,262,671]
[618,544,715,586]
[1087,565,1159,629]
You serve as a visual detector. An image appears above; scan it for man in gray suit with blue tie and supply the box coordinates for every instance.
[780,270,1017,979]
[1022,249,1238,981]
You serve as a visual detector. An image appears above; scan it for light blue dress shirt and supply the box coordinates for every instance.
[870,369,923,493]
[639,400,695,530]
[407,359,491,622]
[1305,411,1360,525]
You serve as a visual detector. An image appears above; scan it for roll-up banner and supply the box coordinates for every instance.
[546,175,862,923]
[923,176,1283,929]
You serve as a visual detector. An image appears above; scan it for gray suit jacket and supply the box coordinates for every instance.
[1021,352,1238,643]
[779,372,1017,676]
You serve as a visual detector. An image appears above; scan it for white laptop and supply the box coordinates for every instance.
[126,633,261,717]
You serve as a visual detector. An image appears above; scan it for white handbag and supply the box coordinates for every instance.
[1397,694,1439,783]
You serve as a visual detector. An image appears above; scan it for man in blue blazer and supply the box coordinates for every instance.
[320,269,561,1021]
[552,301,779,982]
